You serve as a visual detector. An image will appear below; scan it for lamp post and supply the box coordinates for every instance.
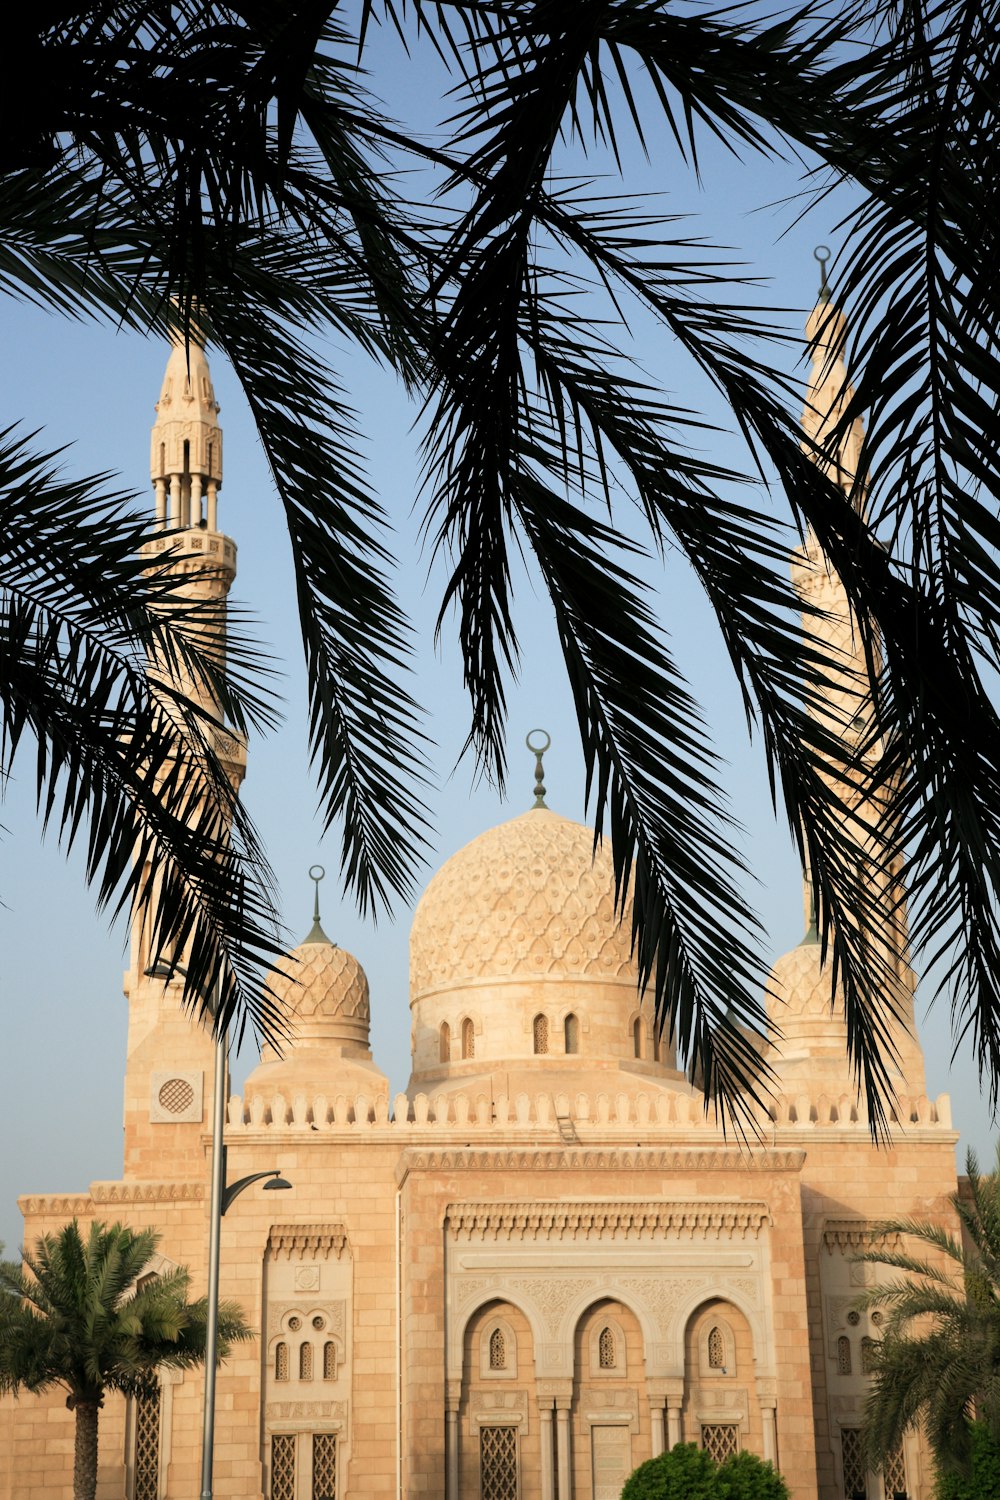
[146,963,291,1500]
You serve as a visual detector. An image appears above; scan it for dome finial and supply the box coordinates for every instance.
[304,864,333,945]
[526,729,551,809]
[813,244,832,304]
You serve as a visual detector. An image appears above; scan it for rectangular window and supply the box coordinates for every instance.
[132,1386,161,1500]
[883,1444,906,1499]
[841,1427,867,1499]
[271,1433,296,1500]
[313,1432,337,1499]
[480,1425,518,1500]
[701,1424,739,1464]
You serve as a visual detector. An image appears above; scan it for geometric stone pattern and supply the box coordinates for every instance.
[410,809,636,994]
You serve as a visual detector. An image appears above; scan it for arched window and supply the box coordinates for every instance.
[564,1013,579,1053]
[489,1327,507,1370]
[598,1327,616,1368]
[707,1326,725,1369]
[533,1014,549,1054]
[299,1342,313,1381]
[323,1341,337,1380]
[837,1336,852,1374]
[462,1018,475,1059]
[652,1024,661,1062]
[439,1021,451,1063]
[275,1342,289,1381]
[633,1017,643,1058]
[861,1337,877,1374]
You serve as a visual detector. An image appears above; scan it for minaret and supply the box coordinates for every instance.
[766,253,926,1101]
[121,332,248,1178]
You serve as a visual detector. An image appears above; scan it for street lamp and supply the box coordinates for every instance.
[145,962,291,1500]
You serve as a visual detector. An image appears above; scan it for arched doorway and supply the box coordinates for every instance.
[681,1299,763,1460]
[458,1300,539,1499]
[571,1299,650,1499]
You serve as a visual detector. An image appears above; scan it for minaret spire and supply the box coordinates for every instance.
[150,326,224,532]
[775,249,926,1099]
[121,333,247,1180]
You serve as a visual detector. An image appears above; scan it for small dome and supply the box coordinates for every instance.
[410,808,634,997]
[264,937,370,1053]
[766,939,850,1064]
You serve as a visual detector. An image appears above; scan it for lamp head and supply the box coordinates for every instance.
[262,1172,292,1192]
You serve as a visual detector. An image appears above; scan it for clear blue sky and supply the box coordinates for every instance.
[1,18,993,1254]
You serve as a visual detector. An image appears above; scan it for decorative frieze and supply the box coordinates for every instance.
[267,1223,348,1260]
[822,1219,899,1254]
[404,1147,804,1178]
[446,1200,771,1242]
[265,1401,347,1422]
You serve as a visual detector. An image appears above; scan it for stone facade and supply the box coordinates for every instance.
[0,303,961,1500]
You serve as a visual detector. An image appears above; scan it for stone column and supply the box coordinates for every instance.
[648,1400,666,1457]
[445,1408,459,1500]
[539,1403,555,1500]
[762,1403,777,1466]
[556,1402,572,1498]
[667,1403,683,1448]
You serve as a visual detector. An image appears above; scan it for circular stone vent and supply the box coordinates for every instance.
[157,1077,195,1115]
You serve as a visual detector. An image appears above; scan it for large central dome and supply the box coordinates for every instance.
[410,808,635,994]
[408,807,679,1089]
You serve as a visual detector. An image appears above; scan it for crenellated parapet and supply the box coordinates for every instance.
[224,1086,953,1135]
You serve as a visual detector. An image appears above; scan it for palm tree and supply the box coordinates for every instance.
[0,1220,251,1500]
[855,1144,1000,1478]
[5,1,1000,1122]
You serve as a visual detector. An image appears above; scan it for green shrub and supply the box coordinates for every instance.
[935,1423,1000,1500]
[621,1443,720,1500]
[716,1449,791,1500]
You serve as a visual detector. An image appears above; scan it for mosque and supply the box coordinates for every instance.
[0,283,960,1500]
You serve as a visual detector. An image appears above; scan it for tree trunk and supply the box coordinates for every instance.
[73,1400,100,1500]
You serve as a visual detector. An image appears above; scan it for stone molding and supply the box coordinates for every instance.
[267,1223,348,1260]
[402,1147,805,1179]
[445,1200,771,1241]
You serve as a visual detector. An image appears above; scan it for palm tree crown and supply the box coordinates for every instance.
[0,1220,251,1500]
[5,1,1000,1124]
[856,1145,1000,1477]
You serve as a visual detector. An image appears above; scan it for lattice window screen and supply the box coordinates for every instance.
[861,1337,877,1374]
[837,1335,852,1374]
[481,1426,518,1500]
[133,1386,161,1500]
[300,1342,313,1381]
[701,1425,739,1464]
[708,1327,725,1368]
[313,1433,337,1499]
[271,1434,296,1500]
[841,1427,867,1498]
[533,1014,549,1054]
[275,1342,289,1381]
[489,1327,507,1369]
[462,1019,475,1059]
[598,1327,616,1368]
[883,1444,906,1498]
[323,1341,337,1380]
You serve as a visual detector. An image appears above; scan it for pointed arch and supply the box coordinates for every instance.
[564,1012,579,1053]
[461,1017,475,1059]
[533,1013,549,1054]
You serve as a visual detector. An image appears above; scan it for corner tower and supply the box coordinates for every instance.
[766,259,926,1100]
[121,333,247,1178]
